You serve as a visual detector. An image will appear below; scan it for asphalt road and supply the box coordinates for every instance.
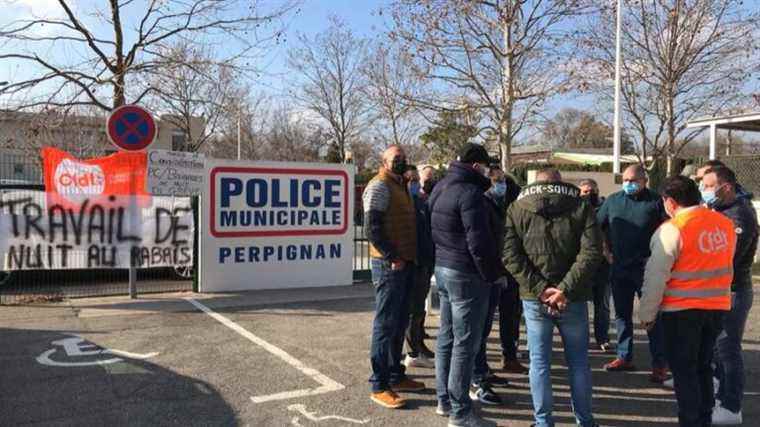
[2,284,759,426]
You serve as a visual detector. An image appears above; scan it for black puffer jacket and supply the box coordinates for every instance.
[713,194,759,291]
[428,162,500,282]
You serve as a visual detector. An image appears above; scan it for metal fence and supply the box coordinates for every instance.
[0,184,196,305]
[715,155,760,196]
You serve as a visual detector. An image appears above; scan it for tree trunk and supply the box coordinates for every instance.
[500,9,514,171]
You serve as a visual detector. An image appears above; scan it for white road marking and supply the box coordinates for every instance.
[287,404,369,424]
[36,335,158,367]
[185,298,345,404]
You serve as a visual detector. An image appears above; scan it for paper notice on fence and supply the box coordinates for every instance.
[0,190,194,270]
[147,150,205,196]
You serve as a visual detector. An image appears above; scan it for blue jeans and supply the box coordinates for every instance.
[611,268,667,368]
[523,300,595,427]
[715,286,754,412]
[369,259,413,392]
[435,266,491,421]
[473,278,502,385]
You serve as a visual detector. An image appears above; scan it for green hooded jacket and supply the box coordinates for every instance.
[503,181,602,302]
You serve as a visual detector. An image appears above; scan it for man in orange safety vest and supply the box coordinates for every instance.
[639,175,736,427]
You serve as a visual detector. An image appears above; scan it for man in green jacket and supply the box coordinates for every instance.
[504,168,602,427]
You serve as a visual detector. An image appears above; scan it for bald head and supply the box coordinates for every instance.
[382,145,407,176]
[623,164,647,180]
[536,167,561,182]
[622,164,647,195]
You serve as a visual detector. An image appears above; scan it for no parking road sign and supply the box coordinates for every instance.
[107,105,157,151]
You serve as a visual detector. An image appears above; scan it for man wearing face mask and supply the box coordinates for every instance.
[429,143,500,427]
[403,165,437,369]
[363,145,424,409]
[597,164,668,383]
[484,167,529,375]
[579,179,613,353]
[639,175,736,427]
[700,166,758,425]
[420,165,437,197]
[469,166,517,406]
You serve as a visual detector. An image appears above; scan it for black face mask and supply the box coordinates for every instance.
[422,180,435,194]
[582,193,599,206]
[391,157,407,175]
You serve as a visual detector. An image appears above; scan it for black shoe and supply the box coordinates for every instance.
[419,344,435,360]
[486,372,509,386]
[469,384,502,406]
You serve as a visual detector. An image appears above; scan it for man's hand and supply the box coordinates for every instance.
[641,321,655,331]
[391,259,407,271]
[539,287,559,304]
[546,290,568,311]
[603,241,614,264]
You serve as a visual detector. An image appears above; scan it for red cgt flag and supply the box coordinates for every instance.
[41,147,148,207]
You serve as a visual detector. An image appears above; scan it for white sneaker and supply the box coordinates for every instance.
[663,378,674,388]
[436,402,450,417]
[712,405,742,425]
[404,354,435,369]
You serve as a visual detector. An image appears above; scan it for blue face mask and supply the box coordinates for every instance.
[701,190,717,206]
[409,182,420,196]
[622,181,640,195]
[491,182,507,197]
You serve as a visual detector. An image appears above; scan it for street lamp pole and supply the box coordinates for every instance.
[612,0,623,174]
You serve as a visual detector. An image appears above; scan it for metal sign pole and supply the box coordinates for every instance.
[129,186,138,299]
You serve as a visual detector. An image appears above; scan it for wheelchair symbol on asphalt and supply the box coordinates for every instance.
[288,404,369,425]
[36,334,159,367]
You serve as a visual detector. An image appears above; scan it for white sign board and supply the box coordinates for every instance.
[147,149,205,196]
[0,191,194,270]
[200,160,354,291]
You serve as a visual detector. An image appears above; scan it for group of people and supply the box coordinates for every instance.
[362,143,757,427]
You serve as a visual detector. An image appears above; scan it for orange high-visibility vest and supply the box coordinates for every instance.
[662,207,736,312]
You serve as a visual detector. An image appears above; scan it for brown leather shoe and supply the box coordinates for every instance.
[370,390,406,409]
[649,367,669,384]
[391,378,425,392]
[604,358,637,372]
[502,358,529,374]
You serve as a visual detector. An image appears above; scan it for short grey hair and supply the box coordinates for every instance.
[579,178,598,188]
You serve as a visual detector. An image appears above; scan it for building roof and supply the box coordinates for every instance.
[687,111,760,132]
[551,151,641,166]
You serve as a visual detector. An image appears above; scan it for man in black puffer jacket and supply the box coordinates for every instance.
[429,143,500,427]
[700,166,759,425]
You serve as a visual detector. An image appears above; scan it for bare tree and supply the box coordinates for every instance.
[287,17,373,162]
[0,0,298,111]
[362,42,425,147]
[143,42,246,153]
[259,104,326,162]
[581,0,758,172]
[389,0,591,169]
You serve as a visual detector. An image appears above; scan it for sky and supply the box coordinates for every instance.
[0,0,596,120]
[2,0,754,147]
[0,0,389,102]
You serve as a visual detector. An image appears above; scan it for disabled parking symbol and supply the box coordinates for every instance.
[36,334,158,367]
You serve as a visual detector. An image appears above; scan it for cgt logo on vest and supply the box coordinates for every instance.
[54,158,106,196]
[210,167,349,238]
[698,228,729,254]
